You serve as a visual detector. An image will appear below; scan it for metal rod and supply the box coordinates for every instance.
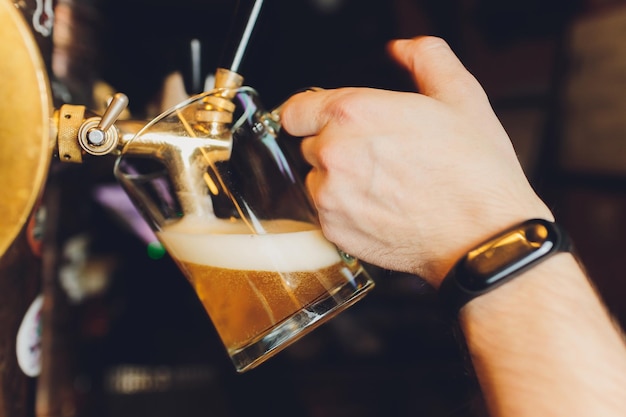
[219,0,265,74]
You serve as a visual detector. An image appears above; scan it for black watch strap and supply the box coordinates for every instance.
[439,219,571,315]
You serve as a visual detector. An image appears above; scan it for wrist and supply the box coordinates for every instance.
[437,218,568,313]
[457,253,626,417]
[458,252,581,324]
[426,206,555,288]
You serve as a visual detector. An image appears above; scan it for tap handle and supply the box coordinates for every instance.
[219,0,265,75]
[73,93,129,156]
[96,93,128,135]
[99,93,129,130]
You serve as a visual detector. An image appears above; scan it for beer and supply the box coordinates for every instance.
[157,217,363,357]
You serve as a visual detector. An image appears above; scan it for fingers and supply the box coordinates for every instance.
[387,36,489,109]
[299,135,322,168]
[279,89,335,138]
[283,88,384,168]
[281,36,491,140]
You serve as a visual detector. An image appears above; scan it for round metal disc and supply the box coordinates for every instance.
[0,0,52,256]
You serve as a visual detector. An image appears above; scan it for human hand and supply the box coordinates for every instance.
[279,36,553,287]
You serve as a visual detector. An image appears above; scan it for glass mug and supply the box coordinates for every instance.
[114,87,375,372]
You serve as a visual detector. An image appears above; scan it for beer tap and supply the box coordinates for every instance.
[79,92,129,155]
[52,0,266,163]
[55,92,144,163]
[199,0,266,131]
[214,0,266,88]
[49,0,268,220]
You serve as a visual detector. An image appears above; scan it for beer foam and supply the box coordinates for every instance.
[157,217,342,272]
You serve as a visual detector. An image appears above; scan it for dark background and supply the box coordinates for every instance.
[42,1,626,416]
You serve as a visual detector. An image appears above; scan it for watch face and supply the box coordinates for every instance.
[461,221,555,291]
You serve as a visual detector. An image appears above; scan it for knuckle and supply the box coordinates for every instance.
[324,89,364,126]
[319,221,340,247]
[312,184,332,212]
[315,144,338,171]
[413,35,450,52]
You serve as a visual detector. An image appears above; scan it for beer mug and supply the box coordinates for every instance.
[114,87,375,372]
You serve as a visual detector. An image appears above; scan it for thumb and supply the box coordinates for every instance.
[388,36,489,108]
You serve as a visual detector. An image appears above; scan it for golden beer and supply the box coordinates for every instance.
[157,217,371,371]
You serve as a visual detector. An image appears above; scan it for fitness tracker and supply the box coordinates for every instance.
[439,219,571,314]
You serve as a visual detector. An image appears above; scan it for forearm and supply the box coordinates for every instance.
[459,253,626,417]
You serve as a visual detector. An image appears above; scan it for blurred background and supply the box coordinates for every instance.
[6,0,626,416]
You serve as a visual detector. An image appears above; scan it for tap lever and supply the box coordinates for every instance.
[87,93,129,145]
[99,93,129,132]
[75,93,129,156]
